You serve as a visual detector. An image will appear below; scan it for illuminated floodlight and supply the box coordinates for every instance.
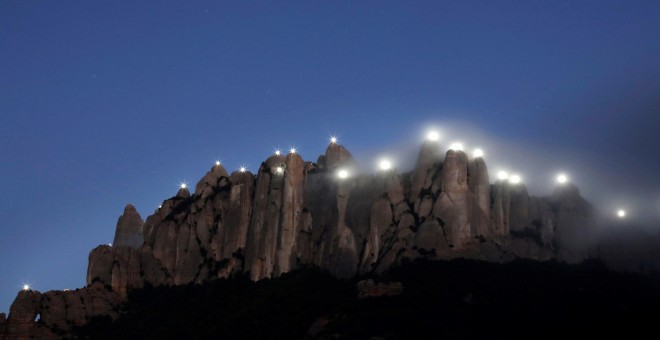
[239,166,247,173]
[449,142,463,151]
[497,171,509,181]
[22,284,30,291]
[556,174,568,184]
[108,243,112,247]
[330,136,338,144]
[179,182,188,189]
[509,174,521,184]
[274,149,281,156]
[379,159,392,171]
[158,205,162,209]
[289,147,297,154]
[617,209,626,218]
[472,148,484,158]
[427,131,440,141]
[337,169,349,179]
[215,160,221,166]
[275,166,284,174]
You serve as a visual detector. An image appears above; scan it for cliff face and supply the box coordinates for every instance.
[85,142,593,290]
[1,141,594,339]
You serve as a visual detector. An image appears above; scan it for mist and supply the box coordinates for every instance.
[348,119,660,232]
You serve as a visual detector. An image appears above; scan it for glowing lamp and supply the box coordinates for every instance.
[23,284,30,291]
[179,182,187,189]
[557,174,568,184]
[449,142,463,151]
[617,209,626,218]
[289,147,296,154]
[275,166,284,174]
[379,159,392,171]
[427,131,440,141]
[472,148,484,158]
[497,171,509,181]
[239,166,247,173]
[337,169,349,179]
[509,174,521,184]
[330,136,338,144]
[274,149,281,156]
[215,160,221,166]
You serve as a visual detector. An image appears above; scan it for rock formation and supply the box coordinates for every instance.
[1,140,596,339]
[112,204,144,248]
[1,284,120,339]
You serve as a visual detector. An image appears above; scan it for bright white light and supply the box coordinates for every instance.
[215,160,221,166]
[158,205,162,209]
[449,142,463,151]
[497,171,509,181]
[179,182,187,189]
[275,166,284,174]
[289,147,296,154]
[427,131,440,141]
[330,136,338,144]
[239,166,247,173]
[108,243,112,247]
[509,174,521,184]
[275,149,281,156]
[337,169,349,179]
[557,174,568,184]
[379,159,392,171]
[22,284,30,291]
[472,148,484,158]
[617,209,626,218]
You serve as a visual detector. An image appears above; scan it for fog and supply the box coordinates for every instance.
[350,119,660,232]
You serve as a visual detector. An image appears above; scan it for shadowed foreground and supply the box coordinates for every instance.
[71,258,660,339]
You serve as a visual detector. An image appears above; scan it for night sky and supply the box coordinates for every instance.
[1,1,659,313]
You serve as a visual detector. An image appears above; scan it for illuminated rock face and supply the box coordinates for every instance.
[1,141,596,339]
[85,142,594,290]
[87,143,592,290]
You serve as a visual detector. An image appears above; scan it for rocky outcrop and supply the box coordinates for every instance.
[3,290,46,339]
[1,284,120,339]
[1,139,597,339]
[87,141,594,289]
[112,204,144,249]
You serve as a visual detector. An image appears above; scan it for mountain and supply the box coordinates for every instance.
[0,140,596,339]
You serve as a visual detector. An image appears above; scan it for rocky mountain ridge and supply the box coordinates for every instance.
[0,140,594,339]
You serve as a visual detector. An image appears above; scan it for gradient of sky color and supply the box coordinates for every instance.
[1,1,659,313]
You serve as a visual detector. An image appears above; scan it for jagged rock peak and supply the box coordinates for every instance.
[409,140,444,200]
[112,204,144,248]
[195,163,230,196]
[176,186,190,199]
[324,142,354,170]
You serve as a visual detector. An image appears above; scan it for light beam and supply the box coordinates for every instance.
[449,142,463,151]
[557,174,568,184]
[379,159,392,171]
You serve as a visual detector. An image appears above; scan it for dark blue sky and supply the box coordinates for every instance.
[1,1,659,312]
